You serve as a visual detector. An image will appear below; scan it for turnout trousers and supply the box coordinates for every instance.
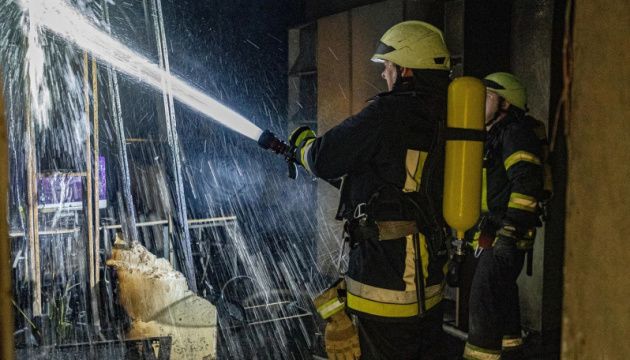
[464,241,526,360]
[357,303,448,360]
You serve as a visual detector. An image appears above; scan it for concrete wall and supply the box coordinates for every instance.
[304,0,387,24]
[315,1,404,276]
[316,11,353,276]
[511,0,555,333]
[562,0,630,358]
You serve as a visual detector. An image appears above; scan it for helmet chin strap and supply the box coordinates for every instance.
[485,99,506,128]
[485,110,502,128]
[391,65,406,92]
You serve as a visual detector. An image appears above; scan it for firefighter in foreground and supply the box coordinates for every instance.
[463,73,544,360]
[289,21,451,359]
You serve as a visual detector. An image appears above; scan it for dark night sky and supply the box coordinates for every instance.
[163,0,303,140]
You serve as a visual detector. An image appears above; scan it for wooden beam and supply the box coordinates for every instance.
[188,216,237,224]
[36,172,87,178]
[11,229,81,237]
[26,78,41,318]
[0,65,15,360]
[92,56,101,289]
[85,53,100,330]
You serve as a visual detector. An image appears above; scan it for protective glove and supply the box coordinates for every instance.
[313,280,361,360]
[323,311,362,360]
[288,126,316,167]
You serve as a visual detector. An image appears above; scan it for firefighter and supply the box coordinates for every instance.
[289,21,451,359]
[463,72,544,360]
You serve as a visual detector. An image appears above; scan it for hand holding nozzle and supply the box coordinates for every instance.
[258,127,316,180]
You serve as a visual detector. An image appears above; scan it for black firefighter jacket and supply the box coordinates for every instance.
[300,73,450,321]
[483,112,545,245]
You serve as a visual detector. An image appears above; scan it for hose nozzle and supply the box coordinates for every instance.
[258,129,289,155]
[258,129,298,179]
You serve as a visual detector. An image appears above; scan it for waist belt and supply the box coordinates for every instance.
[346,220,419,249]
[377,221,419,240]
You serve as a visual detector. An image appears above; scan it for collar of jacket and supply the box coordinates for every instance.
[488,112,520,140]
[367,71,450,103]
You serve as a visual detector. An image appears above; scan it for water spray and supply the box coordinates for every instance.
[24,0,290,155]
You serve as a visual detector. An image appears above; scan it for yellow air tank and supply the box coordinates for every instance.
[443,77,485,240]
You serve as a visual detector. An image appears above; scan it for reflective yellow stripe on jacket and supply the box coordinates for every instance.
[508,192,537,213]
[403,150,428,192]
[481,167,488,211]
[504,150,541,170]
[316,297,345,320]
[345,277,444,318]
[502,335,523,349]
[301,138,316,173]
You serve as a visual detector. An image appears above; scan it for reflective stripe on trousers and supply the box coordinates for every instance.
[463,336,523,360]
[502,335,523,349]
[463,343,501,360]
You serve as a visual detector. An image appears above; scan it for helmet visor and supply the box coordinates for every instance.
[483,79,506,90]
[371,41,396,62]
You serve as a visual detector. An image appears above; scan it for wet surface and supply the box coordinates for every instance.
[1,0,330,358]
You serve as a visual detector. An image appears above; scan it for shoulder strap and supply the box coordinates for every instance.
[416,98,448,259]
